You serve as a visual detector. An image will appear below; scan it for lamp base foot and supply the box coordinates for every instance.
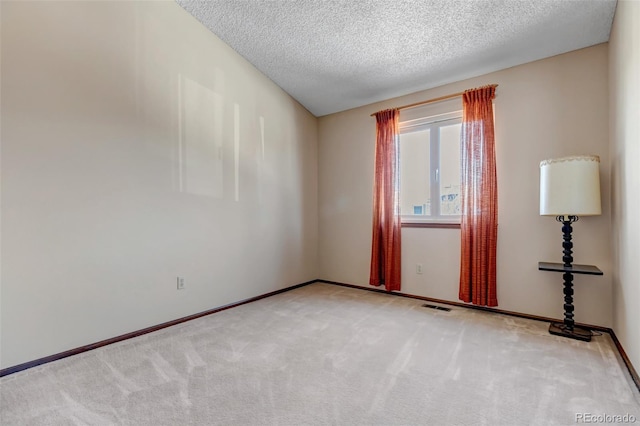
[549,323,592,342]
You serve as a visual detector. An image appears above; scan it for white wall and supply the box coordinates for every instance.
[0,1,318,369]
[609,0,640,374]
[319,44,612,327]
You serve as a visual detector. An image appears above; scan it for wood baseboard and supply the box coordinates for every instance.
[319,279,610,330]
[0,280,317,378]
[319,279,640,393]
[608,328,640,393]
[4,277,639,395]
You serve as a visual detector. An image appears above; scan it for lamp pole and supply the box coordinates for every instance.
[558,215,578,331]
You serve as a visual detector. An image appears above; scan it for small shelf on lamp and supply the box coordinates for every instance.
[538,262,603,275]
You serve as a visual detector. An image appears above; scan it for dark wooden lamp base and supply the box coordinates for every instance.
[548,322,592,342]
[538,216,603,344]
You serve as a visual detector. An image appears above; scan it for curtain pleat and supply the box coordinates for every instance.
[459,86,498,306]
[369,109,401,292]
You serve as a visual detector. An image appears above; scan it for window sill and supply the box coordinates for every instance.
[401,222,460,229]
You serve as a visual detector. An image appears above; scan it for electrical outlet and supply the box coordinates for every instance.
[416,264,423,274]
[177,277,186,290]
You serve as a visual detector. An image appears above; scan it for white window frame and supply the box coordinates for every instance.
[399,110,462,225]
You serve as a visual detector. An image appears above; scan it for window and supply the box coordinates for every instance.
[399,111,462,224]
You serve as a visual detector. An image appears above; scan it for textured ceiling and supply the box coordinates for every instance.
[176,0,616,117]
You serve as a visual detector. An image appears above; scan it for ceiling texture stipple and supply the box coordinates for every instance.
[175,0,617,117]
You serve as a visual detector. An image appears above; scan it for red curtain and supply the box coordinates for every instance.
[459,86,498,306]
[369,109,401,292]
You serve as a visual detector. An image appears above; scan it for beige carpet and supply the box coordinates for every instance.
[1,283,639,425]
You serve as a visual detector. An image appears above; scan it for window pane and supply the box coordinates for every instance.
[400,129,430,216]
[439,123,461,215]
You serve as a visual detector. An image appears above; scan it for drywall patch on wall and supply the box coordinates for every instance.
[0,1,318,369]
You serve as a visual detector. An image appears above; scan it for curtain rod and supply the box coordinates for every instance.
[370,84,498,117]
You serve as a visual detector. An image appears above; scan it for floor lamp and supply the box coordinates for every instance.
[539,155,601,341]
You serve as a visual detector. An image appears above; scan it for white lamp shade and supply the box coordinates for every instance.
[539,155,601,216]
